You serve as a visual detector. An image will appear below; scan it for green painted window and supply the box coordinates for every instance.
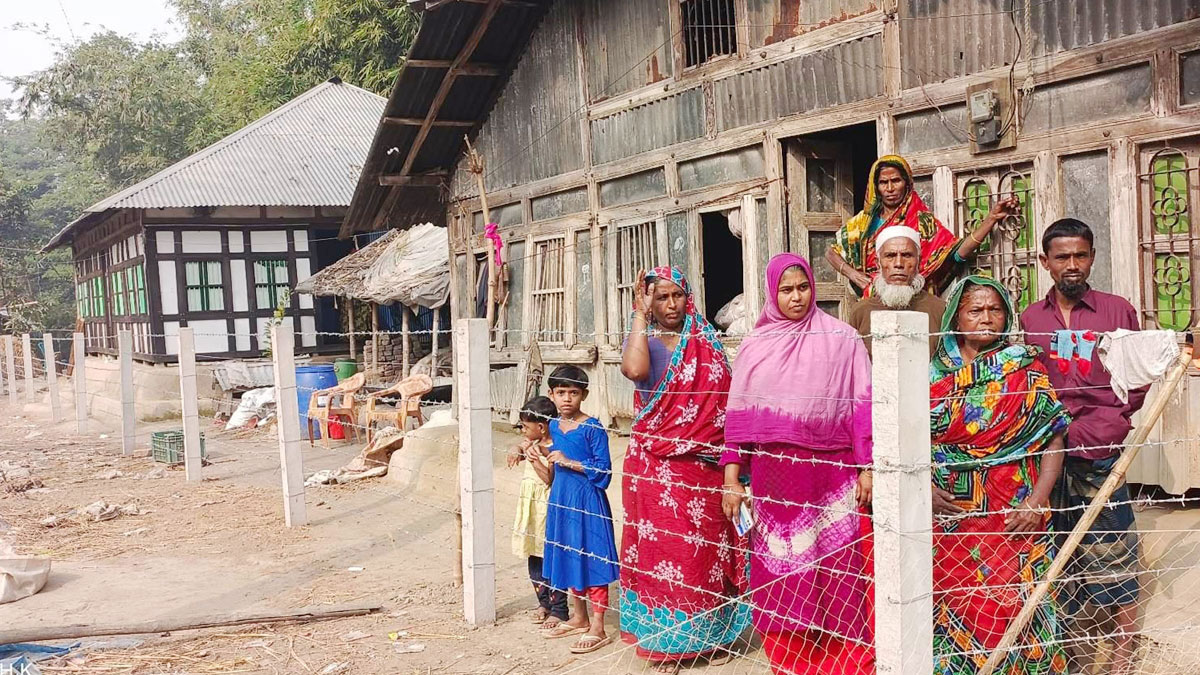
[963,179,992,258]
[91,277,105,317]
[185,261,224,312]
[958,170,1037,311]
[1146,151,1192,331]
[114,270,127,315]
[133,265,147,314]
[254,259,290,309]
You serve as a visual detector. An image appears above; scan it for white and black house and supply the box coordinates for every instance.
[43,79,386,361]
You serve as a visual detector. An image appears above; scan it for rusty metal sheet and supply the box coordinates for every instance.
[582,0,674,100]
[745,0,877,47]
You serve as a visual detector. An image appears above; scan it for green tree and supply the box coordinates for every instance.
[0,113,108,330]
[12,31,209,187]
[176,0,416,148]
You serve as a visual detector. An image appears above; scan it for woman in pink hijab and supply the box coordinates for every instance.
[720,252,875,675]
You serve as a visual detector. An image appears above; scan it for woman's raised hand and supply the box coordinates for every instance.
[632,269,653,316]
[850,268,872,291]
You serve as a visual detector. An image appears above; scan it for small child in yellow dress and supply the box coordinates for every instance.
[507,396,567,630]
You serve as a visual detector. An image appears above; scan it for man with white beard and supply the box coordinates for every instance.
[846,225,946,358]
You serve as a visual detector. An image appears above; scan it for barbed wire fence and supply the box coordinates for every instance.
[6,314,1200,674]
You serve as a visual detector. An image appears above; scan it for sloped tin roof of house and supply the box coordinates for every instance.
[45,79,386,250]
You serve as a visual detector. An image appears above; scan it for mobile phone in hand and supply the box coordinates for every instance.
[734,499,755,537]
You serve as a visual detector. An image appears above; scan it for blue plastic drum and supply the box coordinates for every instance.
[295,364,338,439]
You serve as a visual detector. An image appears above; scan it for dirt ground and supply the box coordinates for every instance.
[0,400,764,675]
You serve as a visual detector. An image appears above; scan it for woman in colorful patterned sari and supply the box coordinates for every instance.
[721,253,875,675]
[619,266,750,674]
[827,154,1017,296]
[930,276,1071,675]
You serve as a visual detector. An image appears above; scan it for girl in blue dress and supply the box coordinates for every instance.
[542,365,620,655]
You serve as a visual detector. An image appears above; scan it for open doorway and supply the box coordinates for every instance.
[700,208,743,325]
[783,121,876,318]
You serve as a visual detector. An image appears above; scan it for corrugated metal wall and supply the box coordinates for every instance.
[453,1,585,196]
[744,0,879,47]
[900,0,1200,88]
[591,88,706,165]
[714,34,884,132]
[582,0,674,101]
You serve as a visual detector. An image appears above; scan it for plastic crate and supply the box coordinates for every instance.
[150,430,207,464]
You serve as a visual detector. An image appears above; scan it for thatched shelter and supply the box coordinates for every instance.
[295,224,449,381]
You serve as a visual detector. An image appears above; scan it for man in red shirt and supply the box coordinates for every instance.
[1020,218,1147,674]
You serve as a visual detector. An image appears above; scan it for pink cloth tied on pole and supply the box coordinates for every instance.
[483,223,504,265]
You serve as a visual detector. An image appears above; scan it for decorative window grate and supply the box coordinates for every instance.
[680,0,737,68]
[531,237,567,343]
[956,167,1037,311]
[185,261,224,312]
[1139,144,1198,333]
[254,259,290,310]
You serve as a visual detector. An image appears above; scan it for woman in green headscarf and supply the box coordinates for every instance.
[929,276,1071,675]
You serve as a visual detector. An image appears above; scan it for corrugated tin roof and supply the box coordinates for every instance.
[44,79,386,250]
[339,0,554,238]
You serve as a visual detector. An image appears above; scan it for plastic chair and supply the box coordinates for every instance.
[307,372,366,447]
[364,374,434,442]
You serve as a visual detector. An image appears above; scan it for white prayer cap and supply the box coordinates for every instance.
[874,225,921,256]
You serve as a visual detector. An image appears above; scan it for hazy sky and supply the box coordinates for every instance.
[1,0,182,99]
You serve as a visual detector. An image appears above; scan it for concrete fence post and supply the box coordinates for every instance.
[73,332,87,434]
[271,323,307,527]
[5,335,16,405]
[178,328,203,482]
[22,333,33,404]
[43,333,61,423]
[871,310,934,675]
[454,318,495,626]
[119,330,136,456]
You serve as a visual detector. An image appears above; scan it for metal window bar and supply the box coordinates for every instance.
[956,167,1037,311]
[681,0,736,68]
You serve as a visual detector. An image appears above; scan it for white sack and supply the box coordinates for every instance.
[0,540,50,604]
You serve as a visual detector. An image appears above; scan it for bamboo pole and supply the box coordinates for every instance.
[347,297,357,360]
[402,310,411,378]
[371,302,379,383]
[0,602,381,644]
[978,348,1192,675]
[465,138,494,342]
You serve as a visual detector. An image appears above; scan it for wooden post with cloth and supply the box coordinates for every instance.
[464,138,508,343]
[978,332,1189,675]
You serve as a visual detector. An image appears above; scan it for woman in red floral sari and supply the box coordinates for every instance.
[619,266,750,674]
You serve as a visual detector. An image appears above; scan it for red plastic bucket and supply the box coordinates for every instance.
[328,416,346,440]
